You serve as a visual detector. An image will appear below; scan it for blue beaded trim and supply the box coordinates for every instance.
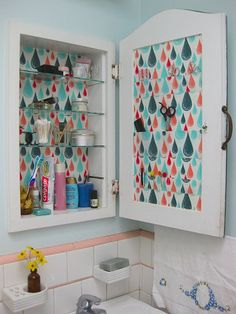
[180,281,230,312]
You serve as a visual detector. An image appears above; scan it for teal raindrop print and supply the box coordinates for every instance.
[181,165,185,175]
[171,195,177,207]
[192,53,197,64]
[181,114,186,124]
[65,97,72,110]
[38,87,44,100]
[65,147,73,159]
[161,66,168,79]
[20,146,26,156]
[31,49,40,69]
[181,64,186,74]
[176,105,182,117]
[20,97,26,108]
[176,54,182,67]
[170,47,177,60]
[162,79,169,94]
[176,150,183,168]
[197,184,202,196]
[190,130,198,140]
[182,92,192,111]
[147,117,151,126]
[176,173,182,188]
[60,152,65,163]
[58,82,66,102]
[171,95,177,109]
[197,111,202,128]
[24,47,34,54]
[172,140,178,155]
[181,38,192,61]
[134,84,138,98]
[65,55,72,69]
[139,54,144,67]
[23,79,33,99]
[148,82,152,92]
[181,185,185,194]
[173,38,184,46]
[77,119,83,129]
[182,193,192,209]
[192,104,197,115]
[25,151,31,164]
[153,44,160,51]
[182,76,187,87]
[139,100,144,112]
[183,134,193,157]
[155,131,161,142]
[143,107,149,120]
[148,95,157,114]
[140,141,145,156]
[140,191,145,202]
[31,147,41,158]
[20,52,26,65]
[175,123,185,140]
[55,147,60,156]
[148,135,158,161]
[55,58,60,67]
[192,157,197,167]
[148,46,157,67]
[197,163,202,181]
[157,61,161,70]
[149,190,157,204]
[144,153,149,166]
[46,88,50,96]
[38,48,45,56]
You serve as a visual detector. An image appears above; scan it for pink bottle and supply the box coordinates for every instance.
[54,163,66,210]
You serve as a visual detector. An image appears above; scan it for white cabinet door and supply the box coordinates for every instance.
[119,9,227,237]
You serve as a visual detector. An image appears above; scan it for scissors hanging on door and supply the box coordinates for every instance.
[159,102,176,131]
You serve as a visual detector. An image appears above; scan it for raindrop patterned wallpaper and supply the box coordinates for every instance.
[133,34,202,211]
[19,47,89,185]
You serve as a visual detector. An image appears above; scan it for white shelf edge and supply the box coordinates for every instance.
[94,265,130,284]
[8,207,115,233]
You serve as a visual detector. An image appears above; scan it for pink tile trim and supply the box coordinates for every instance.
[0,229,154,265]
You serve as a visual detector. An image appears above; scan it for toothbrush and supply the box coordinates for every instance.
[28,155,43,187]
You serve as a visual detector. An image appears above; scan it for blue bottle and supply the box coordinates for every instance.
[66,177,79,209]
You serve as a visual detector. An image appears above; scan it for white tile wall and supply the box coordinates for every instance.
[129,265,141,292]
[94,242,117,265]
[4,261,28,287]
[118,237,140,264]
[140,237,153,267]
[39,253,67,288]
[106,278,129,299]
[0,234,155,314]
[0,265,4,302]
[54,281,82,314]
[67,247,93,281]
[82,278,106,301]
[140,265,153,295]
[140,290,152,305]
[24,289,54,314]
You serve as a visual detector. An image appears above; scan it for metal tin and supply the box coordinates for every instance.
[70,129,95,146]
[72,99,88,112]
[66,177,77,184]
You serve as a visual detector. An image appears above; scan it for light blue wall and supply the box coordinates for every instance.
[1,0,235,255]
[0,0,142,255]
[136,0,236,237]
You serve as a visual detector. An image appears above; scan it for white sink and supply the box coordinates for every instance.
[70,295,165,314]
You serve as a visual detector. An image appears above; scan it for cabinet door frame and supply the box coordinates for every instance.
[119,9,227,237]
[7,21,116,232]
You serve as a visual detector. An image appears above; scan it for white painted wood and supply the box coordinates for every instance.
[7,21,116,232]
[119,9,227,237]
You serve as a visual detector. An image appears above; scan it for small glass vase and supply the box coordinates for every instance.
[28,269,41,293]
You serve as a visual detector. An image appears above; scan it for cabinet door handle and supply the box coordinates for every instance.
[222,105,233,150]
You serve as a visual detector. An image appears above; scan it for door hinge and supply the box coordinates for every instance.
[112,64,119,80]
[112,179,119,195]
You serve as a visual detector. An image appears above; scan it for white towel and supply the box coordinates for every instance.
[152,226,236,314]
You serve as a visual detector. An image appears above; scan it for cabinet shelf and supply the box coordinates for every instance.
[20,69,105,86]
[19,107,105,116]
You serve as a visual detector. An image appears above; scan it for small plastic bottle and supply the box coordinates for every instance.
[31,188,40,209]
[54,163,66,210]
[90,190,99,208]
[66,177,79,209]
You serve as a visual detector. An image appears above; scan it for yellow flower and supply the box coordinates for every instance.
[27,246,34,252]
[27,260,38,272]
[17,250,27,259]
[31,249,43,258]
[37,256,48,266]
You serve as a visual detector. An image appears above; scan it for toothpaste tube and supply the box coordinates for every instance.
[40,157,54,210]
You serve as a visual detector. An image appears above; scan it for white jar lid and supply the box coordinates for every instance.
[55,163,65,173]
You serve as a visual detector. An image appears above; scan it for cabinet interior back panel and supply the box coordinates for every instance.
[19,47,89,185]
[133,34,202,211]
